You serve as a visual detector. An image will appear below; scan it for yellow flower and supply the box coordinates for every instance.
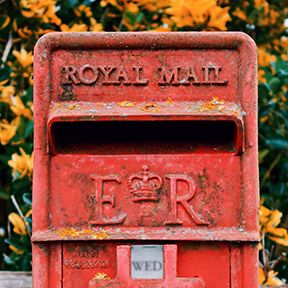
[260,205,288,246]
[20,0,61,25]
[10,95,33,120]
[166,0,231,30]
[258,69,266,83]
[17,26,33,39]
[100,0,123,11]
[207,6,231,31]
[136,0,170,11]
[254,0,269,16]
[76,5,93,17]
[60,23,88,32]
[258,47,277,67]
[0,117,21,145]
[0,84,15,104]
[232,7,247,21]
[126,2,139,13]
[25,209,32,219]
[0,79,9,86]
[8,210,31,249]
[12,47,33,69]
[259,268,284,285]
[8,148,33,179]
[90,18,103,32]
[45,3,62,25]
[9,245,24,254]
[8,213,27,235]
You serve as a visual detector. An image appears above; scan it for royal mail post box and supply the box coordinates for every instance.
[33,32,259,288]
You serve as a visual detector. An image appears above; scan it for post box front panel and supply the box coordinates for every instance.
[49,154,241,233]
[33,32,259,288]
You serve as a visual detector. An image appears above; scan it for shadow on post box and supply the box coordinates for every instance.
[33,32,259,288]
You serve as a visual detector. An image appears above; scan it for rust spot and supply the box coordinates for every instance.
[57,228,110,239]
[231,109,240,116]
[96,102,106,106]
[117,100,135,107]
[196,97,226,112]
[58,84,76,101]
[140,103,161,112]
[166,97,173,105]
[57,228,79,238]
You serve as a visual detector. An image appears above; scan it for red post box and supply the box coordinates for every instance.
[33,32,259,288]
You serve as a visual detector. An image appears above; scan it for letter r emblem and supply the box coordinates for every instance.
[165,175,208,225]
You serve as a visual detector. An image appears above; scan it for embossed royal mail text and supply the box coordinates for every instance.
[61,65,227,86]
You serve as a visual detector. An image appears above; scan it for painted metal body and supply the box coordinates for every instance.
[33,32,259,288]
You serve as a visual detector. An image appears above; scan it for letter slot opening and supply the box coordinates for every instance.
[49,120,240,155]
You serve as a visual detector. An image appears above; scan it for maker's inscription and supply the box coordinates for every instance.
[61,65,227,86]
[78,248,99,258]
[64,259,112,269]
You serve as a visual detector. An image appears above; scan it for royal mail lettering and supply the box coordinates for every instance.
[202,66,228,85]
[79,65,98,85]
[158,67,180,86]
[61,64,227,86]
[132,66,149,85]
[98,66,115,84]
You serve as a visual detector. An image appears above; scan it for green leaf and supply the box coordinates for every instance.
[0,188,9,200]
[266,138,288,150]
[259,149,269,163]
[23,86,33,103]
[12,179,31,190]
[23,120,33,139]
[3,254,14,265]
[0,154,11,165]
[136,11,144,23]
[277,68,288,78]
[26,218,32,225]
[5,238,27,252]
[0,65,12,83]
[270,61,277,72]
[275,56,288,71]
[23,193,32,206]
[67,0,79,7]
[258,82,270,98]
[268,77,281,93]
[16,120,26,138]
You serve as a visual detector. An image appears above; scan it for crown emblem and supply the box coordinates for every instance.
[128,165,163,202]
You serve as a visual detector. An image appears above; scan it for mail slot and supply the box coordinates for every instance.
[33,32,259,288]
